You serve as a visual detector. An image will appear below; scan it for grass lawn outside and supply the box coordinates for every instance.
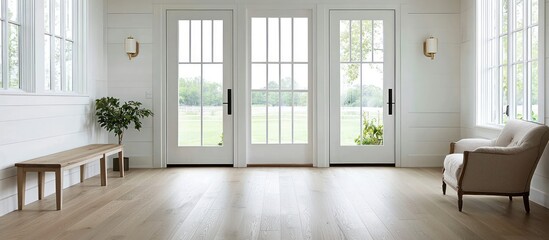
[177,106,383,146]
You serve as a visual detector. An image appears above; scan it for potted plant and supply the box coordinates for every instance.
[95,97,153,171]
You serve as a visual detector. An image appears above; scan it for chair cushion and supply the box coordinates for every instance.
[443,153,464,188]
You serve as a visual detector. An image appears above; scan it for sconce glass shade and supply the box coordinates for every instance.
[125,37,139,60]
[423,37,438,60]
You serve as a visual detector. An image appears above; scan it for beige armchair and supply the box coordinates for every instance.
[442,119,549,213]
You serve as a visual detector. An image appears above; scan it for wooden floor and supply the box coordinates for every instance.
[1,167,549,240]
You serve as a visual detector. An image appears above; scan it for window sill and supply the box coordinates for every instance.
[0,90,89,98]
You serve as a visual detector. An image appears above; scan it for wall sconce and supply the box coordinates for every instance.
[125,36,139,60]
[423,37,438,60]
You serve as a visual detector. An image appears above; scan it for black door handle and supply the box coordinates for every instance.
[387,88,394,115]
[223,89,232,115]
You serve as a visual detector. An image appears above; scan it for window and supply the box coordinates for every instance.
[250,16,310,144]
[44,0,75,92]
[0,0,21,90]
[477,0,542,125]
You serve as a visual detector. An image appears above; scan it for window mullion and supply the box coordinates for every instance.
[60,0,66,91]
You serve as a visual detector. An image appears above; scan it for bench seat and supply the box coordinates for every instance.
[15,144,124,210]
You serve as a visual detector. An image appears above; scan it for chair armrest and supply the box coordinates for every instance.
[460,147,539,193]
[452,138,495,153]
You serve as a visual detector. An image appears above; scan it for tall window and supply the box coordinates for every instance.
[250,16,310,144]
[44,0,75,92]
[477,0,541,125]
[0,0,20,90]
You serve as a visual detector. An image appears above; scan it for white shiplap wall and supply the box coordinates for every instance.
[460,0,549,208]
[106,2,154,168]
[106,0,461,168]
[0,0,108,216]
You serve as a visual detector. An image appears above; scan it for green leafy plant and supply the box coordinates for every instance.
[354,117,383,145]
[95,97,153,144]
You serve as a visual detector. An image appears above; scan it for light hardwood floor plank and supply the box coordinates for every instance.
[0,167,548,240]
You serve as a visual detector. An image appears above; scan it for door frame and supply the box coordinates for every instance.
[153,4,242,168]
[152,3,401,168]
[317,4,402,167]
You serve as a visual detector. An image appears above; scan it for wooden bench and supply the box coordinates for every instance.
[15,144,124,210]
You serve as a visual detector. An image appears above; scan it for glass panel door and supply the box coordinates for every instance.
[330,10,395,164]
[167,11,233,164]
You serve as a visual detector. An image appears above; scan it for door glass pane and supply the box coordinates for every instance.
[340,20,350,62]
[268,92,280,144]
[179,20,190,63]
[268,18,279,62]
[281,92,293,143]
[213,20,223,62]
[360,63,383,145]
[251,16,310,145]
[293,64,308,90]
[202,20,212,63]
[373,20,384,62]
[350,20,361,62]
[280,18,292,62]
[268,64,279,90]
[294,92,308,143]
[340,20,385,146]
[340,63,361,145]
[293,18,308,62]
[190,20,201,62]
[178,64,202,146]
[251,18,266,62]
[203,64,223,146]
[252,64,266,90]
[178,19,225,147]
[252,92,267,144]
[361,20,372,62]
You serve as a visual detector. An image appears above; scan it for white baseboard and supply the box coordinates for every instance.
[530,187,549,209]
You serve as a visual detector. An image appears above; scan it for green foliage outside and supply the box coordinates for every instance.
[179,77,222,106]
[354,116,383,145]
[95,97,154,144]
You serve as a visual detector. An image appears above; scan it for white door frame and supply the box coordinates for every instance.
[152,4,401,168]
[316,4,401,167]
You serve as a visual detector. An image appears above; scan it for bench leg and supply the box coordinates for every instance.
[100,154,107,186]
[17,168,26,210]
[118,151,125,177]
[80,165,85,183]
[55,169,63,210]
[38,172,45,200]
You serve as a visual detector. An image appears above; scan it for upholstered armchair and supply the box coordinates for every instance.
[442,119,549,213]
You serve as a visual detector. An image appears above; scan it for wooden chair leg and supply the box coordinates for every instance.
[458,191,463,212]
[80,165,85,183]
[442,182,446,195]
[38,172,45,200]
[523,193,530,213]
[509,196,513,201]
